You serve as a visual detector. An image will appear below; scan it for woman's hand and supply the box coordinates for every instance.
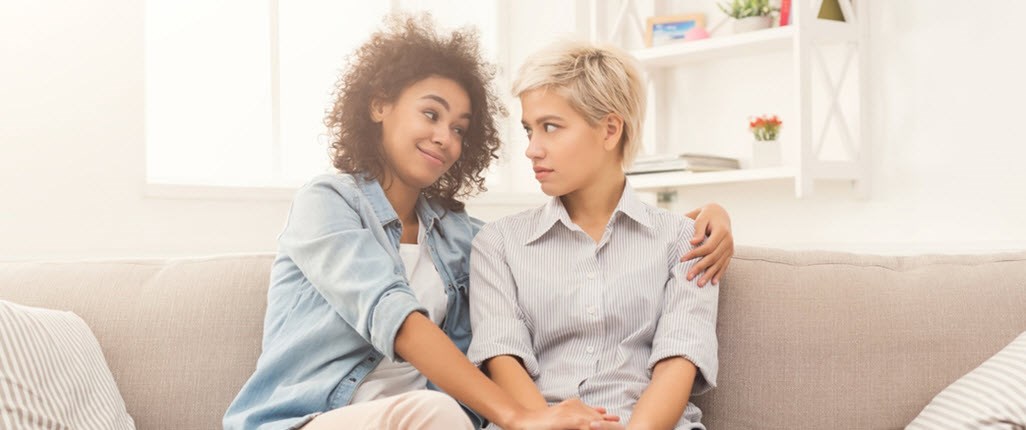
[681,203,734,287]
[507,399,619,430]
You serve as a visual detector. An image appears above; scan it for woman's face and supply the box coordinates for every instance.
[374,75,471,190]
[519,88,621,197]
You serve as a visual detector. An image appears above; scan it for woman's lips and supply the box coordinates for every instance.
[533,166,553,180]
[417,146,445,166]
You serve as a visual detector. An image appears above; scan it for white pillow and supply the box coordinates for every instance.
[0,300,135,430]
[907,330,1026,429]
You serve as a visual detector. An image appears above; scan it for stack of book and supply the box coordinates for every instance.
[628,153,740,175]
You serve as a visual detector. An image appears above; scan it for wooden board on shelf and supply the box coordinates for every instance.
[630,26,794,67]
[628,166,796,190]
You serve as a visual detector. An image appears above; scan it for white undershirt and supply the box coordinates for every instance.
[351,220,447,403]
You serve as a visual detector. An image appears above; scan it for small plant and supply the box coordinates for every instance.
[718,0,776,19]
[749,114,782,141]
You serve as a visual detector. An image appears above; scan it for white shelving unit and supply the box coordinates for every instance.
[585,0,869,198]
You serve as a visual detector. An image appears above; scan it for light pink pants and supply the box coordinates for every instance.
[300,390,475,430]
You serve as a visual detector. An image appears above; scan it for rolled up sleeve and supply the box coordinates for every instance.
[278,178,426,362]
[649,221,720,395]
[466,224,541,378]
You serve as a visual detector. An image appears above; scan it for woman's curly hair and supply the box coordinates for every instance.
[325,12,506,212]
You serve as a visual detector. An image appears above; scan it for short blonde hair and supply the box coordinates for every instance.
[512,40,647,168]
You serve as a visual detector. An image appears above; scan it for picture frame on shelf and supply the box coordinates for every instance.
[645,14,706,47]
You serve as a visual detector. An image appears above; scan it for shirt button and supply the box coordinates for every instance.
[587,306,597,315]
[586,272,596,280]
[586,346,595,354]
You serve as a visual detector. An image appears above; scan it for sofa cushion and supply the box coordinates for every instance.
[0,254,274,430]
[0,300,136,429]
[692,247,1026,430]
[906,330,1026,429]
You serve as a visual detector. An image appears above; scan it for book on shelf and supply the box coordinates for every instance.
[780,0,792,26]
[628,153,740,175]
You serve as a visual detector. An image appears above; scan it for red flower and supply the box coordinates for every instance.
[748,114,782,141]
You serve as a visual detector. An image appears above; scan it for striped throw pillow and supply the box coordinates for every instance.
[907,330,1026,429]
[0,300,135,430]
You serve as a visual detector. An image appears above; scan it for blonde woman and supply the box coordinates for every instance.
[468,41,719,430]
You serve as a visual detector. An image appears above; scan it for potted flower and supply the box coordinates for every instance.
[749,114,782,167]
[718,0,777,33]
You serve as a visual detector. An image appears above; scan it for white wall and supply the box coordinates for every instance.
[655,0,1026,253]
[2,0,1025,261]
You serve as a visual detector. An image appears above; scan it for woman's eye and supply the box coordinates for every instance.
[453,127,466,136]
[544,123,558,133]
[523,127,533,138]
[423,111,437,121]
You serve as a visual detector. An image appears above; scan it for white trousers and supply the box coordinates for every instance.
[300,390,475,430]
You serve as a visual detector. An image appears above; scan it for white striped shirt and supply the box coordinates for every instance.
[467,184,718,429]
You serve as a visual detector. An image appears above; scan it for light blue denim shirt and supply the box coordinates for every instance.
[223,174,483,430]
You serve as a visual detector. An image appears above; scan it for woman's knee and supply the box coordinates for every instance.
[301,391,473,430]
[396,391,473,429]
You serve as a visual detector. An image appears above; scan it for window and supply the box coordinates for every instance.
[145,1,504,189]
[145,0,276,187]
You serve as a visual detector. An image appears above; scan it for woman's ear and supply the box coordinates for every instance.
[602,113,625,152]
[370,98,389,123]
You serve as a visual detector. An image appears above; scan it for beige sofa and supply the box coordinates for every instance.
[2,247,1025,429]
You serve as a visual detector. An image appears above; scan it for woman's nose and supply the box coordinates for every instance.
[524,137,544,159]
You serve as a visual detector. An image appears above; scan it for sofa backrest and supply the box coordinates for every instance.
[0,254,273,430]
[695,247,1026,429]
[2,248,1025,429]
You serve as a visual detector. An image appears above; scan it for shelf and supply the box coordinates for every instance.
[631,26,795,68]
[628,166,796,190]
[611,0,868,199]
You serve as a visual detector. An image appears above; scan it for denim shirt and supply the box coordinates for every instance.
[223,174,483,430]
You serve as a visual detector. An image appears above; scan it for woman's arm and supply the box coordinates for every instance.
[466,223,545,381]
[481,355,619,426]
[465,224,550,417]
[394,313,601,430]
[279,178,426,360]
[484,355,549,410]
[682,203,734,286]
[628,357,697,430]
[632,222,720,429]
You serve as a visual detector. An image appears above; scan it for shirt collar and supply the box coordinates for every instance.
[415,194,446,238]
[355,175,445,236]
[616,180,653,230]
[522,198,567,245]
[523,179,652,245]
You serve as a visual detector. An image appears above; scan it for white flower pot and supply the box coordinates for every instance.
[752,140,781,168]
[733,16,773,33]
